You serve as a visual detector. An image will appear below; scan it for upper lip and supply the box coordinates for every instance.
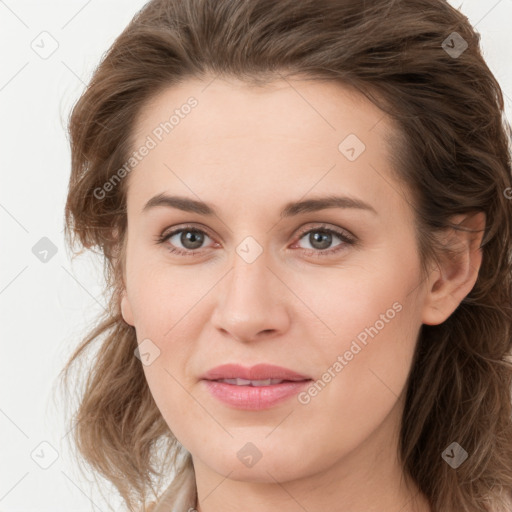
[201,364,311,381]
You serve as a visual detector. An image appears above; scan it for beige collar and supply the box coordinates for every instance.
[149,466,197,512]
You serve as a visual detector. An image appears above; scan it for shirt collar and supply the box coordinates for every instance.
[151,465,197,512]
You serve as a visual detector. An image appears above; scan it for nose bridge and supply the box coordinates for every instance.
[225,241,275,315]
[224,227,274,300]
[211,242,289,341]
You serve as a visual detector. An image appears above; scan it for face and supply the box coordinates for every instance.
[120,76,430,484]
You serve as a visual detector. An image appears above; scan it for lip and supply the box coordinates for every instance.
[200,363,312,410]
[201,363,311,381]
[202,380,311,410]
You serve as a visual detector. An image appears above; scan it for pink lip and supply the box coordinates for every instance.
[200,364,312,410]
[201,363,311,381]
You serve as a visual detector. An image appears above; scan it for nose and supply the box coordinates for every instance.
[210,249,291,343]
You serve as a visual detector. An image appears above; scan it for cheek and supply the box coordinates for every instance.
[291,295,419,469]
[126,250,211,336]
[294,253,421,424]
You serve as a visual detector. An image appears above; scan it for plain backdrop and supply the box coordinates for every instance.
[1,1,511,511]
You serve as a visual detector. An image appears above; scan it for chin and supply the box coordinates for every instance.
[194,445,320,484]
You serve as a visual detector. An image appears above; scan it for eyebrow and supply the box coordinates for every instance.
[142,193,377,217]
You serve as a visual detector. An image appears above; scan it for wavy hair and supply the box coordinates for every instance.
[58,0,512,510]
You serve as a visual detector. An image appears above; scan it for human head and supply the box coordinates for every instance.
[61,1,512,511]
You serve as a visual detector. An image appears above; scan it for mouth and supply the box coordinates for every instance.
[200,364,313,410]
[200,363,312,382]
[201,379,312,410]
[211,377,310,386]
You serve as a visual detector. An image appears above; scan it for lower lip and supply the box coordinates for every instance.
[202,379,312,410]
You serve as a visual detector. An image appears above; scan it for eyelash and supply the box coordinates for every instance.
[155,223,357,258]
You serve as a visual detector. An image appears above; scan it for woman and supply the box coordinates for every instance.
[59,0,512,511]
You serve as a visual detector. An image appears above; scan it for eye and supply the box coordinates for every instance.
[156,224,215,256]
[155,223,357,257]
[292,224,356,257]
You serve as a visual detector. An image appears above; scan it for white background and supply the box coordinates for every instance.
[1,1,511,511]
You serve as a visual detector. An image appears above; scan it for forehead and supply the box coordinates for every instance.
[132,76,391,149]
[125,76,409,220]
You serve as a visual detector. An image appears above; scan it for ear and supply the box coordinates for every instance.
[121,290,135,326]
[421,211,486,325]
[110,226,134,326]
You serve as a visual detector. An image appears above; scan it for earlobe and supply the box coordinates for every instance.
[120,291,135,326]
[421,212,486,326]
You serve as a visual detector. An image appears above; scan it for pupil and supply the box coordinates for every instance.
[182,231,204,249]
[311,231,331,250]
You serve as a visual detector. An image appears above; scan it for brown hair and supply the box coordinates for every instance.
[59,0,512,510]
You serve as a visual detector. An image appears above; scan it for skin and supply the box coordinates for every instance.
[120,76,485,512]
